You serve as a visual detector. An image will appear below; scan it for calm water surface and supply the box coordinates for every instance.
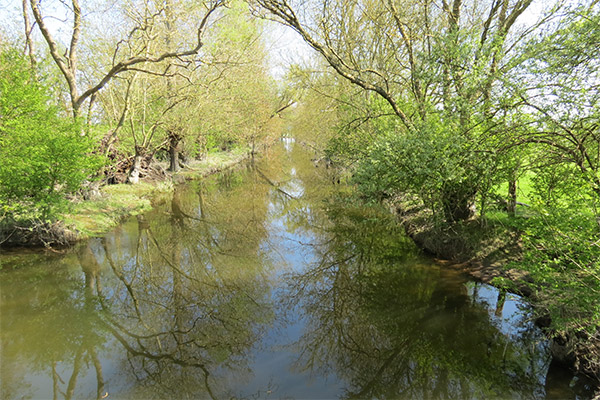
[0,140,591,399]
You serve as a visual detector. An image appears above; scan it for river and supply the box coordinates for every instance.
[0,139,592,399]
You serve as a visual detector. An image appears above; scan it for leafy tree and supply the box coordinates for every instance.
[497,3,600,338]
[517,4,600,203]
[0,49,101,219]
[201,0,286,154]
[256,0,541,221]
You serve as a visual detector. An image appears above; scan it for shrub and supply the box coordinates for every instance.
[0,49,101,220]
[353,117,499,222]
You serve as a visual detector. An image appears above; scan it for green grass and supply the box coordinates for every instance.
[492,171,536,206]
[61,182,171,238]
[175,148,249,180]
[60,149,249,239]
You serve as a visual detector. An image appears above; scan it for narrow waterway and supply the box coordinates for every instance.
[0,139,591,399]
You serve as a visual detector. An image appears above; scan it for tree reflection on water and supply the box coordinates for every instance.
[0,142,580,399]
[93,164,277,399]
[283,198,550,399]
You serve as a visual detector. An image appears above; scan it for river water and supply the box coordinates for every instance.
[0,139,591,399]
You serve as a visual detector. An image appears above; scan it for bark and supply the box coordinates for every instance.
[22,0,36,70]
[128,146,145,184]
[507,177,517,216]
[165,0,182,174]
[168,133,181,172]
[29,0,80,116]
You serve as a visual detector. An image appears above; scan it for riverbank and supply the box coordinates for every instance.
[389,194,600,391]
[0,149,250,248]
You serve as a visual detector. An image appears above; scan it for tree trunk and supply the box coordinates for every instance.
[507,177,517,216]
[442,185,476,222]
[22,0,36,71]
[168,133,181,172]
[128,146,144,184]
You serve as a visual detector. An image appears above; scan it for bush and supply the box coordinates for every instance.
[353,117,500,222]
[0,49,101,220]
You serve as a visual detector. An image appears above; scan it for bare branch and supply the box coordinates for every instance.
[255,0,414,130]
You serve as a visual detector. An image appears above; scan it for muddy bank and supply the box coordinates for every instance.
[0,151,251,249]
[391,198,600,391]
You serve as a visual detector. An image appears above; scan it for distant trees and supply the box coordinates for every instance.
[93,0,283,182]
[200,0,287,155]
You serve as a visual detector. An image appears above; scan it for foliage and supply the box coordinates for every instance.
[353,110,501,222]
[94,0,280,178]
[516,5,600,202]
[326,93,399,164]
[272,0,600,345]
[516,209,600,333]
[201,0,282,152]
[499,5,600,335]
[0,49,101,220]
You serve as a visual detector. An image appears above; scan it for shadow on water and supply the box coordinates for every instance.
[0,139,595,399]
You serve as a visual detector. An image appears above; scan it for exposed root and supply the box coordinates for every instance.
[0,219,78,248]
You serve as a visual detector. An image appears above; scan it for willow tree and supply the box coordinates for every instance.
[28,0,223,122]
[93,0,223,182]
[198,0,288,154]
[254,0,552,221]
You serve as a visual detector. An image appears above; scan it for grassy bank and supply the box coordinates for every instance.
[64,149,250,239]
[0,149,250,247]
[390,194,528,290]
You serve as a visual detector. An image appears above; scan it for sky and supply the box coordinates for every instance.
[264,21,314,79]
[0,0,578,81]
[0,0,315,80]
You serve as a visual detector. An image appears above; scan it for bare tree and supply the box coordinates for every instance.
[29,0,224,121]
[21,0,36,70]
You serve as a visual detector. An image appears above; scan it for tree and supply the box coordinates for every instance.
[28,0,223,121]
[516,4,600,202]
[0,49,100,220]
[494,3,600,339]
[201,0,287,154]
[255,0,543,221]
